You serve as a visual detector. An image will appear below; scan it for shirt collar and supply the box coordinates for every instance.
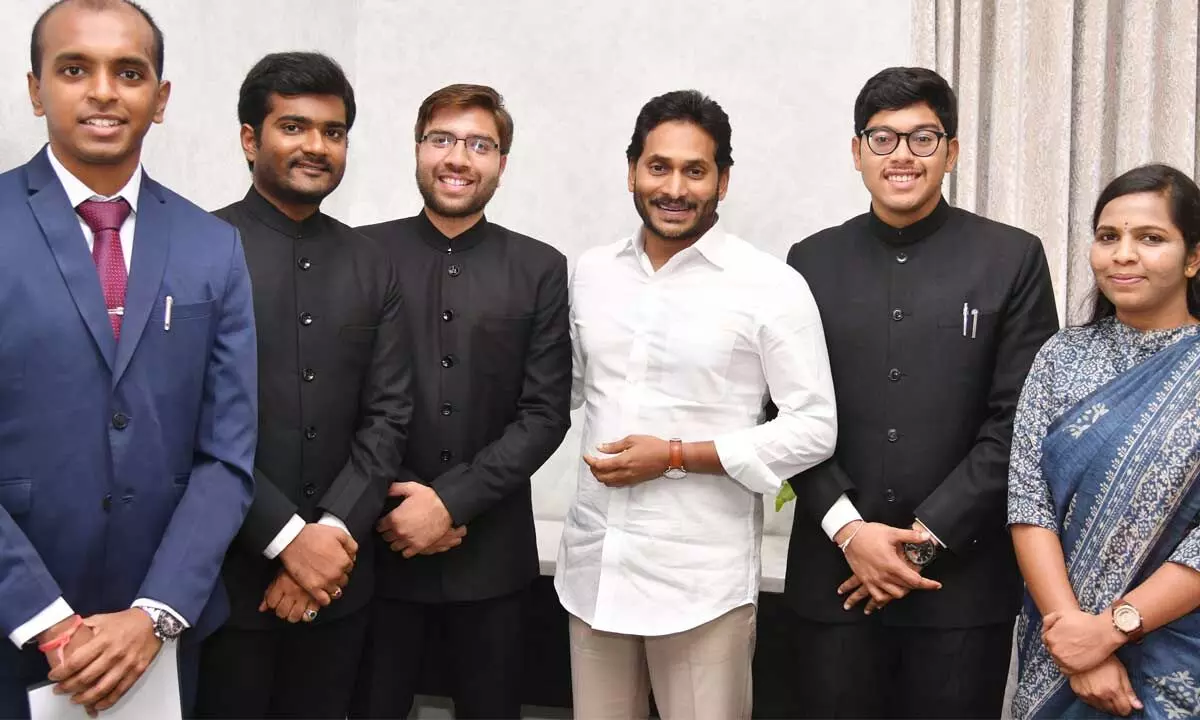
[241,186,328,238]
[619,218,730,270]
[47,146,143,214]
[867,196,951,245]
[414,209,491,253]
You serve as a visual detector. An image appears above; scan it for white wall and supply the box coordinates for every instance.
[1,0,911,534]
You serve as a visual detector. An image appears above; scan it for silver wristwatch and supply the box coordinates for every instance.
[139,607,184,641]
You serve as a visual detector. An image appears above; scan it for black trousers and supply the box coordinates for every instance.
[350,587,529,720]
[193,607,369,719]
[786,612,1014,719]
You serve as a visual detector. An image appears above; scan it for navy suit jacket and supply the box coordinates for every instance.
[0,147,257,652]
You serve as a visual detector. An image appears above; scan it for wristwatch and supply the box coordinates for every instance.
[139,607,184,641]
[903,539,939,568]
[1111,599,1145,644]
[663,438,687,479]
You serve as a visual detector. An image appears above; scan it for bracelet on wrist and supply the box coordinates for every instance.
[838,522,863,552]
[37,615,84,665]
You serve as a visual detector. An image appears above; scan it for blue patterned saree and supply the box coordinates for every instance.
[1015,332,1200,720]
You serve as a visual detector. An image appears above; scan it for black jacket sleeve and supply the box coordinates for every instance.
[316,259,414,540]
[431,254,572,525]
[914,235,1058,551]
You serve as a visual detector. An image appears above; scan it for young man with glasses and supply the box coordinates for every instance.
[350,84,572,720]
[782,67,1058,718]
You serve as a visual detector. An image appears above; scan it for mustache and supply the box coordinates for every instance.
[650,196,697,210]
[290,155,332,171]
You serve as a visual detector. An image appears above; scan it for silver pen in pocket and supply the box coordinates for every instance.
[961,302,968,337]
[971,308,979,339]
[164,295,173,331]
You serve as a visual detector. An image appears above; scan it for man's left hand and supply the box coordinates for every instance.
[48,609,163,717]
[1043,608,1125,676]
[377,482,452,557]
[260,569,321,623]
[583,435,670,487]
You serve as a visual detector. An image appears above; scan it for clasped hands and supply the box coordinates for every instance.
[42,609,162,717]
[835,520,942,614]
[377,481,466,559]
[1040,607,1142,716]
[261,522,357,623]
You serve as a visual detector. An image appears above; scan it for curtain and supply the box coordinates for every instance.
[912,0,1200,323]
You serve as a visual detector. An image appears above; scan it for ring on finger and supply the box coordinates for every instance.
[331,587,343,600]
[304,609,318,622]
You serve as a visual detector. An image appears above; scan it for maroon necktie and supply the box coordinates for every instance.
[77,198,132,339]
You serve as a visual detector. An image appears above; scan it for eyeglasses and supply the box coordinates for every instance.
[420,131,501,157]
[860,127,948,157]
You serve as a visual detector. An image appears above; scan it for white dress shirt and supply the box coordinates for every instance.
[556,222,837,636]
[10,151,185,648]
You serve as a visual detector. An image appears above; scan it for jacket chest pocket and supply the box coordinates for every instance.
[0,479,32,516]
[473,315,532,378]
[339,325,378,368]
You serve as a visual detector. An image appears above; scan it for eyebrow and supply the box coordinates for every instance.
[644,153,711,167]
[1095,223,1174,235]
[52,52,151,70]
[868,123,942,132]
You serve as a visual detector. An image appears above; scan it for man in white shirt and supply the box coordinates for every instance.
[557,89,837,720]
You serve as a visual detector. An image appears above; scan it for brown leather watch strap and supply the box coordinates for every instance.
[1112,599,1145,644]
[668,438,684,471]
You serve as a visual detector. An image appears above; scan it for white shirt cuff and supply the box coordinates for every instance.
[9,597,74,648]
[317,513,351,539]
[132,599,190,629]
[263,514,306,559]
[914,517,947,548]
[712,433,781,495]
[820,493,863,541]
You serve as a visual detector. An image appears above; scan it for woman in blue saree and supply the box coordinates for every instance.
[1009,163,1200,719]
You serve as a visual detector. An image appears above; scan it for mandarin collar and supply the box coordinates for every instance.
[242,186,328,238]
[867,196,952,246]
[415,209,490,253]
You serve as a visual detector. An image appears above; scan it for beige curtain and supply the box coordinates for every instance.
[912,0,1200,323]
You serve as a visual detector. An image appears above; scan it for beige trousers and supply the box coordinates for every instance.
[568,604,757,720]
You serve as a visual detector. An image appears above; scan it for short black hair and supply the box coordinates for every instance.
[238,51,356,134]
[1088,163,1200,323]
[626,90,734,171]
[854,67,957,138]
[31,0,164,80]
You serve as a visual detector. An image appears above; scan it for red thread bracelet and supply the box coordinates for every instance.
[37,615,83,665]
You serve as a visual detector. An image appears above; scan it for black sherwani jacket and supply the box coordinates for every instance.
[215,189,413,628]
[784,199,1058,628]
[357,211,571,603]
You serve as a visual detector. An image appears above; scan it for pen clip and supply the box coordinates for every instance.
[962,302,969,338]
[164,295,173,332]
[970,308,979,339]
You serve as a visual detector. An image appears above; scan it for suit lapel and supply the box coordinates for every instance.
[114,176,169,384]
[25,149,117,371]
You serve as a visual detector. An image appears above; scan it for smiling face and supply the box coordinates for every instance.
[628,120,728,245]
[852,102,957,228]
[415,105,506,223]
[242,92,348,215]
[1091,191,1200,329]
[27,1,169,189]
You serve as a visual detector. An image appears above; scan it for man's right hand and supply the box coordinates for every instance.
[278,524,357,606]
[419,526,468,555]
[37,616,94,672]
[834,521,941,610]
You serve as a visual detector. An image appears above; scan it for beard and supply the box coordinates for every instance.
[632,186,720,243]
[256,155,342,207]
[416,165,500,219]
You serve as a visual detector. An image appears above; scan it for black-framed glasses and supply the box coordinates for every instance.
[860,127,948,157]
[420,131,500,156]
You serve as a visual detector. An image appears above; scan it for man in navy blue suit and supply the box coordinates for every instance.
[0,0,257,716]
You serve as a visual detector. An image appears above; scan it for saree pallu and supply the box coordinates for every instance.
[1014,333,1200,720]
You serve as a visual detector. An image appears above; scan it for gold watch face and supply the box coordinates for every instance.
[1113,605,1141,633]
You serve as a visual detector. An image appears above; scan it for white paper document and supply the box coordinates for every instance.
[27,642,182,719]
